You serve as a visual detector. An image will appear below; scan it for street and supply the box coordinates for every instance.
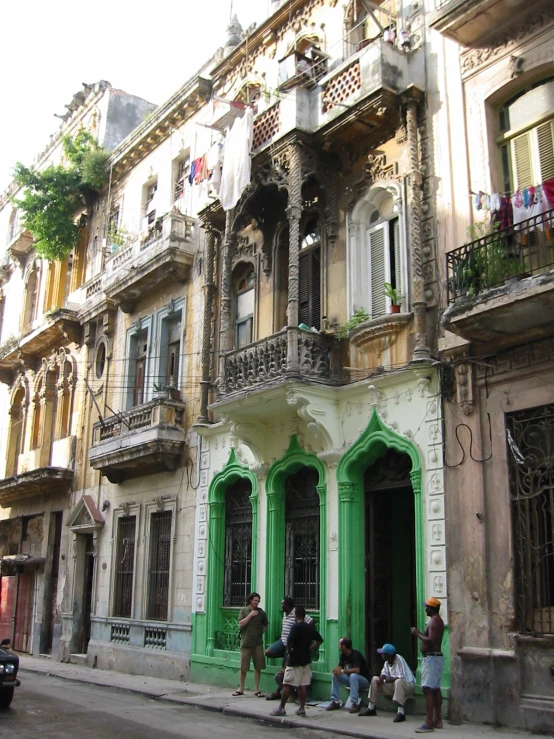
[1,672,335,739]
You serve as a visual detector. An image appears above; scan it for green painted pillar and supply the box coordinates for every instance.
[206,499,224,657]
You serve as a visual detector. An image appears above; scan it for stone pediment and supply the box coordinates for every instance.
[67,494,105,533]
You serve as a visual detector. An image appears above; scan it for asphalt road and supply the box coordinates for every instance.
[1,672,334,738]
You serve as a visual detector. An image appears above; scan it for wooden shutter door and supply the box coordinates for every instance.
[299,252,309,325]
[512,132,533,189]
[311,247,321,330]
[537,121,554,182]
[392,218,402,303]
[368,225,387,317]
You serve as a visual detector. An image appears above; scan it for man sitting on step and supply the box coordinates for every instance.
[359,643,415,723]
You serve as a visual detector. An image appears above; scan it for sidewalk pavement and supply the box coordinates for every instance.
[17,655,544,739]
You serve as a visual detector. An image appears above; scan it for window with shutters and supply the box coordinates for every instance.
[233,264,255,348]
[159,314,182,390]
[142,179,158,229]
[223,478,253,607]
[299,219,321,329]
[114,515,136,618]
[147,510,172,621]
[367,216,402,317]
[126,328,149,409]
[498,77,554,193]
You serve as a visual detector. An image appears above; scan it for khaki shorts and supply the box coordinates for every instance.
[283,664,312,687]
[240,645,266,672]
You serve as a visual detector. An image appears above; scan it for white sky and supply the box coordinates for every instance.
[0,0,271,192]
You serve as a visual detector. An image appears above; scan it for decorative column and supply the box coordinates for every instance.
[198,225,216,423]
[405,98,430,363]
[287,143,302,328]
[205,498,225,657]
[218,210,236,394]
[337,480,363,644]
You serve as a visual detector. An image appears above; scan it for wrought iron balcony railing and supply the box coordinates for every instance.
[446,208,554,304]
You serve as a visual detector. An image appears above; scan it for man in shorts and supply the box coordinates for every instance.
[269,605,323,717]
[233,592,268,697]
[411,597,445,733]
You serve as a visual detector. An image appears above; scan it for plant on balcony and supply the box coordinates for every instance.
[153,382,181,401]
[384,282,402,313]
[337,307,371,339]
[107,223,133,253]
[12,130,108,262]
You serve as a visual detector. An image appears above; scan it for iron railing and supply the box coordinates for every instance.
[147,511,172,621]
[446,208,554,304]
[113,516,136,619]
[507,403,554,635]
[285,467,320,610]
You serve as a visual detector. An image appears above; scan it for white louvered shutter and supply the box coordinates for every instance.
[368,224,387,317]
[512,132,533,189]
[537,120,554,182]
[392,217,402,304]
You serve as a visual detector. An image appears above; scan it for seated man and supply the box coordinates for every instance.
[327,637,371,714]
[360,642,415,722]
[266,597,313,701]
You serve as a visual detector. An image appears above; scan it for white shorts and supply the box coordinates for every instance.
[283,664,312,687]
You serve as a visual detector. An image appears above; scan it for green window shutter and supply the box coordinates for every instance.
[537,120,554,182]
[512,132,533,188]
[368,225,387,317]
[392,217,402,302]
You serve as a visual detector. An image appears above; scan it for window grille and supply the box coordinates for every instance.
[113,516,136,618]
[147,511,172,621]
[507,403,554,635]
[285,467,320,610]
[224,479,252,607]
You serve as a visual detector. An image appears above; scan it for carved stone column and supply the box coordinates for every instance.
[198,226,217,423]
[287,142,302,328]
[405,99,430,363]
[218,210,236,394]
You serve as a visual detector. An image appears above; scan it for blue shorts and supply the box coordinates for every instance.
[266,639,286,660]
[421,655,444,689]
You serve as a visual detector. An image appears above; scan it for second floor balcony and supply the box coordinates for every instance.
[103,211,196,313]
[443,207,554,350]
[89,398,187,483]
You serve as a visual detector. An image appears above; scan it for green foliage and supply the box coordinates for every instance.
[337,307,371,339]
[13,130,108,261]
[383,281,401,304]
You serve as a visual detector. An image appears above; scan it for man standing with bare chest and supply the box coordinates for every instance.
[411,597,445,733]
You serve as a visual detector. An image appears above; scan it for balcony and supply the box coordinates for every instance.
[220,327,342,400]
[251,39,425,153]
[103,211,196,313]
[428,0,549,46]
[89,399,187,483]
[0,308,81,383]
[443,208,554,350]
[6,225,33,264]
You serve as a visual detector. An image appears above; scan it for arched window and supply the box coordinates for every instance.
[497,76,554,192]
[6,387,26,476]
[349,185,405,318]
[285,466,320,609]
[233,264,255,348]
[223,478,252,606]
[299,218,321,329]
[31,379,43,450]
[55,359,73,440]
[22,262,41,332]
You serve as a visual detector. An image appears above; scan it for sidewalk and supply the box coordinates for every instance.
[17,655,542,739]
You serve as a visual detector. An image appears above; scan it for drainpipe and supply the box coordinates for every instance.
[405,97,431,363]
[198,226,216,424]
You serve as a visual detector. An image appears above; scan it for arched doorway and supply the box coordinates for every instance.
[364,448,416,674]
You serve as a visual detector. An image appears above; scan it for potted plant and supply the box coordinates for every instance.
[384,282,401,313]
[164,384,181,401]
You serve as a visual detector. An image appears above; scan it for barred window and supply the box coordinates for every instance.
[224,479,252,606]
[508,403,554,635]
[147,511,172,621]
[113,516,136,618]
[285,467,320,610]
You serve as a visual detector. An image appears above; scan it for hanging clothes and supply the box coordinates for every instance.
[219,107,254,212]
[543,177,554,210]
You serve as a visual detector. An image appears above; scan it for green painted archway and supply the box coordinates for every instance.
[265,435,328,669]
[336,409,424,659]
[205,448,258,657]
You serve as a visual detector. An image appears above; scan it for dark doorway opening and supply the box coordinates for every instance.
[364,448,417,676]
[81,534,94,653]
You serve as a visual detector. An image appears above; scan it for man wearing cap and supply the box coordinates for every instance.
[411,597,445,733]
[359,643,415,722]
[326,637,371,713]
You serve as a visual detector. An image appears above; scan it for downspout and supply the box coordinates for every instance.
[198,225,216,423]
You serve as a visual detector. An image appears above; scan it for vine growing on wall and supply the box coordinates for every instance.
[12,130,108,261]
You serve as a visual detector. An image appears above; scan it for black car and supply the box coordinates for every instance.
[0,639,20,708]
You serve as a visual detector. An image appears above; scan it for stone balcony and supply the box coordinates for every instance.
[6,225,33,265]
[0,308,81,383]
[428,0,550,46]
[251,39,425,152]
[89,399,187,483]
[442,208,554,351]
[103,211,196,313]
[0,436,76,507]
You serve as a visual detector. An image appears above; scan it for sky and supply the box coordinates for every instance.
[0,0,271,192]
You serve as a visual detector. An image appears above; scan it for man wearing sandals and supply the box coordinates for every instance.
[233,592,268,697]
[269,606,323,718]
[411,597,445,733]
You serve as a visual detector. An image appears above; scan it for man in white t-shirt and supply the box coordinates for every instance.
[359,643,415,723]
